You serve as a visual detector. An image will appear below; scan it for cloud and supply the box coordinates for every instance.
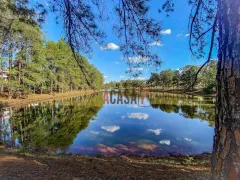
[147,129,162,135]
[184,138,192,142]
[121,115,126,119]
[115,144,136,153]
[104,75,108,78]
[159,140,171,145]
[135,76,147,80]
[138,144,158,151]
[128,56,149,63]
[177,33,190,38]
[101,43,120,50]
[149,40,163,46]
[127,113,149,120]
[160,29,171,35]
[116,61,120,64]
[89,131,100,135]
[120,75,125,79]
[177,33,183,37]
[101,126,120,132]
[128,68,144,71]
[97,144,118,154]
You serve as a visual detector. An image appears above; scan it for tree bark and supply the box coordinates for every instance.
[211,0,240,179]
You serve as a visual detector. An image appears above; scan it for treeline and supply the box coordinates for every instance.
[0,1,103,98]
[105,60,217,93]
[104,80,146,89]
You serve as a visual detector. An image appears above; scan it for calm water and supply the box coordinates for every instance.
[0,91,215,156]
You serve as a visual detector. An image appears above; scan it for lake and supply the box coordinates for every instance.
[0,90,215,156]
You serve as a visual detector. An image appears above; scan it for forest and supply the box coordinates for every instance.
[0,1,103,98]
[105,60,216,93]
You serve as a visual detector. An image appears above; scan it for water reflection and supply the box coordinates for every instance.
[0,94,103,152]
[0,91,215,156]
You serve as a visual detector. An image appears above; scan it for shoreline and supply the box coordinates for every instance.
[0,90,99,108]
[148,89,216,97]
[111,88,216,97]
[0,146,210,179]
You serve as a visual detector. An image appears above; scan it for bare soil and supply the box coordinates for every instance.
[0,147,210,180]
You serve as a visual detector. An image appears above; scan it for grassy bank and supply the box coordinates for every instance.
[0,90,99,107]
[0,146,210,180]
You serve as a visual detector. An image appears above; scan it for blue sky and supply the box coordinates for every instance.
[40,0,217,83]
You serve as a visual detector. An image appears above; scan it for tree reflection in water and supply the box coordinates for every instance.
[0,91,215,155]
[0,94,103,153]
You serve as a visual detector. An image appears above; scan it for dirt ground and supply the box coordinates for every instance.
[0,90,98,108]
[0,147,211,180]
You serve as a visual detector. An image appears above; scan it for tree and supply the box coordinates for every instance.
[199,60,217,93]
[159,69,174,89]
[148,73,160,87]
[210,1,240,179]
[172,70,181,89]
[180,65,198,89]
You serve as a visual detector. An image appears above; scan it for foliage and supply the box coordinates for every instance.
[147,60,217,93]
[0,1,103,97]
[105,61,217,93]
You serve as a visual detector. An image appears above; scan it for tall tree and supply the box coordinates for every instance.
[211,0,240,179]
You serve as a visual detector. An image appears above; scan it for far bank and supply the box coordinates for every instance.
[0,90,99,108]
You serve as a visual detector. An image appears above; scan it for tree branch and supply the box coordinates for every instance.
[189,0,203,55]
[188,14,217,90]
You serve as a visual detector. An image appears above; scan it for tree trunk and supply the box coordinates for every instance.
[8,43,13,98]
[18,47,23,85]
[211,0,240,179]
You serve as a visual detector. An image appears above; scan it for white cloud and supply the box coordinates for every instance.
[135,76,147,80]
[128,68,144,71]
[149,40,163,46]
[159,140,171,145]
[101,43,120,50]
[101,126,120,132]
[184,138,192,142]
[127,113,149,120]
[147,129,162,135]
[128,56,149,63]
[177,33,183,37]
[121,116,126,119]
[177,33,190,38]
[116,61,120,64]
[160,29,171,35]
[104,75,108,78]
[120,75,125,79]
